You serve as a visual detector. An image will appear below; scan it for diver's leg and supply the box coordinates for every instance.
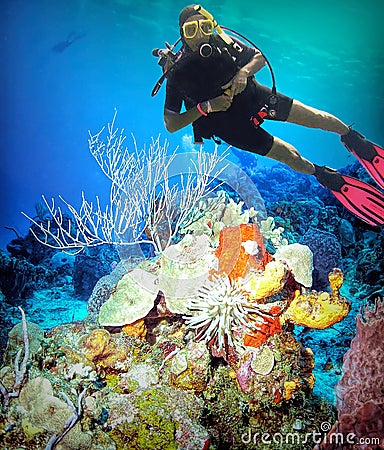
[287,100,349,135]
[265,136,315,174]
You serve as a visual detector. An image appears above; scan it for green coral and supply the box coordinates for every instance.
[105,374,124,393]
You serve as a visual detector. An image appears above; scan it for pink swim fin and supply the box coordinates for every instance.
[314,165,384,227]
[341,128,384,190]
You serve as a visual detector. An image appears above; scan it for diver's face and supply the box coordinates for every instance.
[182,14,213,52]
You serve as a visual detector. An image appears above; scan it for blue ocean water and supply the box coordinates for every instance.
[1,0,383,249]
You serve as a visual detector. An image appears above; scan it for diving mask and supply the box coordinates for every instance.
[182,18,214,39]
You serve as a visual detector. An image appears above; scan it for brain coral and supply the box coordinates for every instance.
[98,268,157,327]
[274,243,313,288]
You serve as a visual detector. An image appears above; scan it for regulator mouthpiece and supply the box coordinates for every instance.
[199,43,212,57]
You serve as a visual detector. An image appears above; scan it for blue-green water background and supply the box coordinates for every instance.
[1,0,383,249]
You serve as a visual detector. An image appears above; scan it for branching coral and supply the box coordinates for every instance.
[22,111,227,254]
[259,216,288,249]
[0,306,29,405]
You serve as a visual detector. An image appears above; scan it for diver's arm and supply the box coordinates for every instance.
[222,51,266,99]
[164,94,232,133]
[164,107,205,133]
[239,50,266,77]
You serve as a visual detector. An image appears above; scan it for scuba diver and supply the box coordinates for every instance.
[153,4,384,226]
[52,31,86,53]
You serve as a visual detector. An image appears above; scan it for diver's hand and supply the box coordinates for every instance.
[208,94,233,112]
[221,68,248,100]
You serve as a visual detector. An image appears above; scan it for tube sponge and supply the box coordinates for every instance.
[334,298,384,440]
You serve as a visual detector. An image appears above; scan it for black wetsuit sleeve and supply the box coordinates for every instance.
[164,78,183,113]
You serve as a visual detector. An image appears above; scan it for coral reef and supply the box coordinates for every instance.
[0,313,338,450]
[0,204,352,449]
[3,159,383,449]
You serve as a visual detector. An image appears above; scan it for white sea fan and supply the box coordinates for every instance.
[184,274,262,350]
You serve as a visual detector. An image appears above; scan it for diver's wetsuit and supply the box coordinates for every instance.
[165,35,293,155]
